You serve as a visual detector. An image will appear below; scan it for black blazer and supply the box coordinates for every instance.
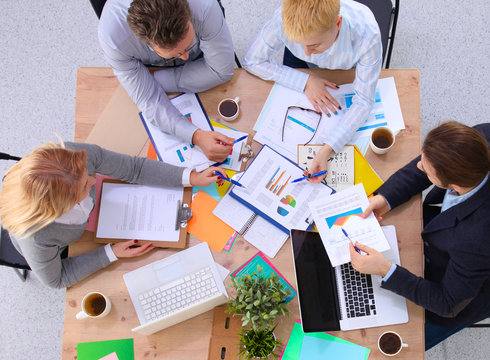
[378,123,490,327]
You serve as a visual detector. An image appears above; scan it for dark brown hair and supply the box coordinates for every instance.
[127,0,191,49]
[423,121,490,188]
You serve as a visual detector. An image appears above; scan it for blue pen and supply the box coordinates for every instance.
[342,228,361,254]
[213,171,245,188]
[291,170,328,183]
[233,135,248,144]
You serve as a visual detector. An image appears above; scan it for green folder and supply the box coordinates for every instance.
[77,338,134,360]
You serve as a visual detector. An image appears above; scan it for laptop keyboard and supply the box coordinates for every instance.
[138,266,219,322]
[340,263,377,318]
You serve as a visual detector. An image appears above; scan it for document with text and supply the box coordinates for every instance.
[308,183,390,266]
[96,182,182,242]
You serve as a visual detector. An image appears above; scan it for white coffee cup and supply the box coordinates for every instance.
[75,291,111,319]
[369,126,397,155]
[218,97,240,121]
[378,331,408,356]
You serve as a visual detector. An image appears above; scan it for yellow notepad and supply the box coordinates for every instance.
[353,146,383,197]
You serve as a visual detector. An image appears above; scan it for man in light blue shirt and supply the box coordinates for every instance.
[98,0,236,162]
[243,0,382,178]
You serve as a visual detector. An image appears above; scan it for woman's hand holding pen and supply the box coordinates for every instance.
[190,167,226,187]
[349,242,392,277]
[360,195,390,221]
[308,144,332,183]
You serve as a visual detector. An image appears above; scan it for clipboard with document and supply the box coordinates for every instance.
[94,179,191,248]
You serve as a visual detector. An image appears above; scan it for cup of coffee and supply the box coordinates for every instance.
[369,126,396,154]
[218,97,240,121]
[378,331,408,356]
[75,291,111,319]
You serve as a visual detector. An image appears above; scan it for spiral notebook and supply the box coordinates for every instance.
[213,192,288,258]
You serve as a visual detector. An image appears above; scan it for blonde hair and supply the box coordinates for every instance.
[282,0,340,42]
[0,143,87,238]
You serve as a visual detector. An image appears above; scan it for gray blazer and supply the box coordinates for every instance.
[11,142,186,288]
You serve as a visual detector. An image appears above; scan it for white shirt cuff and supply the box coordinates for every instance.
[182,168,193,187]
[382,263,397,282]
[104,244,118,262]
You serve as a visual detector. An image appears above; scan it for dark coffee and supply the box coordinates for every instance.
[85,293,106,316]
[379,332,402,354]
[372,128,394,149]
[219,100,238,117]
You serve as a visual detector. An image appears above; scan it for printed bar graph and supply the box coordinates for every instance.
[265,168,291,196]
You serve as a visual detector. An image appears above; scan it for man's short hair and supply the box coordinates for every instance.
[127,0,191,49]
[282,0,340,42]
[423,121,490,188]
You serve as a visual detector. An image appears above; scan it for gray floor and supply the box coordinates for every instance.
[0,1,488,359]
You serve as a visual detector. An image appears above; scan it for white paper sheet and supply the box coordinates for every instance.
[231,145,333,233]
[212,127,248,171]
[308,183,390,266]
[96,182,183,241]
[253,77,405,161]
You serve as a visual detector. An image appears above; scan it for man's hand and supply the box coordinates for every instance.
[349,242,392,277]
[190,167,226,187]
[192,129,233,162]
[304,75,341,116]
[111,239,155,258]
[308,144,333,183]
[360,195,390,221]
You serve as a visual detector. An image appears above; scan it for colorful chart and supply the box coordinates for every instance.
[176,144,195,163]
[325,207,363,228]
[277,195,296,216]
[265,167,291,196]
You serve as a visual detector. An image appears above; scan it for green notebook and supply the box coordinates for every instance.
[77,338,134,360]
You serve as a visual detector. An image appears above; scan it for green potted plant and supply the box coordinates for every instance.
[227,265,291,329]
[237,326,281,360]
[227,265,291,359]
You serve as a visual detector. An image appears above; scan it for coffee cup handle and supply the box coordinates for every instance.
[234,97,240,103]
[76,311,88,320]
[402,343,408,348]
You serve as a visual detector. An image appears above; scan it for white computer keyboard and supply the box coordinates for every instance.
[138,266,219,321]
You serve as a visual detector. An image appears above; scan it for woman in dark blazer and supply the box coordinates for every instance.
[349,122,490,350]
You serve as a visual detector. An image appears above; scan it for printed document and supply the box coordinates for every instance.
[254,77,405,161]
[231,145,333,233]
[96,182,182,242]
[308,183,390,266]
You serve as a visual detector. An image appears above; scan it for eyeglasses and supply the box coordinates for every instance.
[281,106,323,145]
[161,41,198,62]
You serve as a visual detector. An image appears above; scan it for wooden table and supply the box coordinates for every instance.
[63,68,423,359]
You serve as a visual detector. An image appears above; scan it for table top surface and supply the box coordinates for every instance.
[64,68,423,359]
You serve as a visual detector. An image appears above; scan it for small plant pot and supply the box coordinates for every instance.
[238,328,281,360]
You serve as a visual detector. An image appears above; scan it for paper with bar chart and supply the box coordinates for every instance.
[140,93,213,171]
[308,183,390,266]
[253,77,404,160]
[230,145,333,233]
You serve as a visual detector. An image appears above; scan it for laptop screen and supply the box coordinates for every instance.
[291,229,341,332]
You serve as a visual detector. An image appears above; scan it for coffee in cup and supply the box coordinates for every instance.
[218,97,240,121]
[370,126,397,154]
[378,331,408,356]
[76,291,111,319]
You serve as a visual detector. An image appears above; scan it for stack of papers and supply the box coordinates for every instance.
[281,321,370,360]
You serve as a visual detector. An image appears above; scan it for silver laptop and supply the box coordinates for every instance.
[290,225,408,332]
[123,242,228,336]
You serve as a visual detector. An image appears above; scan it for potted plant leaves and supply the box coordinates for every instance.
[237,326,281,360]
[227,265,291,359]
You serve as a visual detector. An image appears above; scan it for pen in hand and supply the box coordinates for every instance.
[292,170,328,183]
[342,228,362,254]
[213,171,246,188]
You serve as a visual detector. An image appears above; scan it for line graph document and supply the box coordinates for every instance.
[96,182,182,242]
[308,183,390,266]
[253,77,404,161]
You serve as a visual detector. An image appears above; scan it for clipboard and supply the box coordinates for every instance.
[93,179,191,248]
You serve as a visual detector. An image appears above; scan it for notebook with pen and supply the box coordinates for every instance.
[94,179,191,248]
[229,145,334,234]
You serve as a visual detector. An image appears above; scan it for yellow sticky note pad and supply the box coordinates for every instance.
[187,190,235,252]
